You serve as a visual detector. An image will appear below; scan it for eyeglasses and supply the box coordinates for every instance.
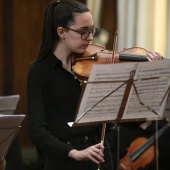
[64,27,97,40]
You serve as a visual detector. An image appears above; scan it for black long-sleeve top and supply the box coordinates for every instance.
[27,52,98,163]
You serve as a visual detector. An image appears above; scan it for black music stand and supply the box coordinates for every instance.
[70,60,170,126]
[0,95,20,115]
[0,94,25,170]
[163,92,170,119]
[0,115,25,163]
[68,60,170,170]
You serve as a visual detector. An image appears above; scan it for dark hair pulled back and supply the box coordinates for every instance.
[36,0,89,62]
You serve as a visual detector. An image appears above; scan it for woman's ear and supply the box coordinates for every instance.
[57,27,65,39]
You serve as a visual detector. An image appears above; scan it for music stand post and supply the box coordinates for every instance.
[69,60,170,170]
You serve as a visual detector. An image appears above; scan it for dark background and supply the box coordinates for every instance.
[0,0,117,169]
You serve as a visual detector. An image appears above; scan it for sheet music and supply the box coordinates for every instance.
[123,61,170,119]
[74,60,170,124]
[163,92,170,119]
[0,115,25,159]
[0,95,20,115]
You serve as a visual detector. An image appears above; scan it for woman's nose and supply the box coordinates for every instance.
[86,32,93,41]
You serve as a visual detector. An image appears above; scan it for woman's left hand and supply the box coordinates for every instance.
[146,51,163,61]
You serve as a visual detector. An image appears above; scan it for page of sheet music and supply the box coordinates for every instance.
[123,60,170,119]
[75,60,170,124]
[163,93,170,119]
[75,62,137,123]
[0,95,20,114]
[0,115,25,159]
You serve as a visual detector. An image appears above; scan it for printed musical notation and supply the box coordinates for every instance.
[74,60,170,125]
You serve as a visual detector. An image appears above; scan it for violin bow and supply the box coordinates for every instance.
[112,31,118,63]
[98,31,118,169]
[98,123,106,170]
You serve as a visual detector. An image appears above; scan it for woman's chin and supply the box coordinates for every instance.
[76,49,86,55]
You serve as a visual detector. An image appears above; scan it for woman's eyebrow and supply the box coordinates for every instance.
[79,26,94,29]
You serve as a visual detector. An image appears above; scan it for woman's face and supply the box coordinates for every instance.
[63,12,94,54]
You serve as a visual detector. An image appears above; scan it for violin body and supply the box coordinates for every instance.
[119,122,170,170]
[119,137,157,170]
[72,44,149,82]
[72,44,112,81]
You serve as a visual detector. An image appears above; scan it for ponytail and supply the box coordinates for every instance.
[35,0,89,62]
[36,1,60,62]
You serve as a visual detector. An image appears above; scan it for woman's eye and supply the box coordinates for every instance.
[78,30,88,33]
[82,32,88,35]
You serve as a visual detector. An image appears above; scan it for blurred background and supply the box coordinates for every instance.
[0,0,170,169]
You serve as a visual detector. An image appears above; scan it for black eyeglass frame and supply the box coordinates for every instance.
[63,27,97,40]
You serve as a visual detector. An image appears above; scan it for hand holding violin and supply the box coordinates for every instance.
[146,51,163,61]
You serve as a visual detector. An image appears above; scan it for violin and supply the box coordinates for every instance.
[119,121,170,170]
[71,44,149,82]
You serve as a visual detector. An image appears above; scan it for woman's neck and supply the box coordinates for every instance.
[53,44,72,73]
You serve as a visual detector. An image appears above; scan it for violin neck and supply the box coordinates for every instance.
[119,53,148,62]
[130,122,170,161]
[75,53,98,62]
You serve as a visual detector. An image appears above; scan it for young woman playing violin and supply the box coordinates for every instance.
[27,0,163,170]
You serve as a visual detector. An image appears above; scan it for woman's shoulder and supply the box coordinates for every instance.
[30,52,61,72]
[27,58,50,83]
[28,60,46,75]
